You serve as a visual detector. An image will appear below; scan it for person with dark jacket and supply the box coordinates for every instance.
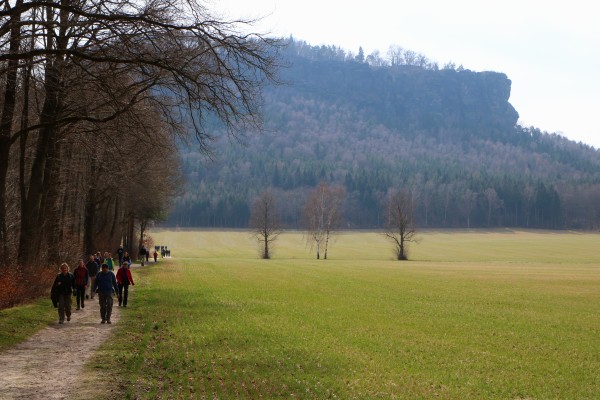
[139,247,146,267]
[85,255,100,300]
[72,259,89,310]
[93,263,118,324]
[117,246,124,266]
[51,263,75,324]
[116,262,135,307]
[123,251,132,266]
[94,251,103,266]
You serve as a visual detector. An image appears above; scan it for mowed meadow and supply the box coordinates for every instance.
[87,229,600,399]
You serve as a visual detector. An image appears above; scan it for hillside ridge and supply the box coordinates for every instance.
[168,39,600,230]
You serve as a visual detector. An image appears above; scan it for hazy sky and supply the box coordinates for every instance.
[215,0,600,149]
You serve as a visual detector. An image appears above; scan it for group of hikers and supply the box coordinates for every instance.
[50,249,135,324]
[138,245,164,266]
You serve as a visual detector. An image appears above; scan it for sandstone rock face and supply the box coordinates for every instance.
[275,58,520,140]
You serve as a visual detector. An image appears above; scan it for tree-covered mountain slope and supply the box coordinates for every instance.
[168,39,600,230]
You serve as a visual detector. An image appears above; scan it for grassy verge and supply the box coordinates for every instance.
[0,298,57,352]
[84,229,600,399]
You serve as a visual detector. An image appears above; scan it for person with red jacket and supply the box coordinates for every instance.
[72,259,89,310]
[116,262,135,307]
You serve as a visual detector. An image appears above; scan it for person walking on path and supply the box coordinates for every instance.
[116,261,135,307]
[85,255,100,300]
[94,251,103,267]
[123,251,132,266]
[139,246,146,267]
[72,259,89,310]
[93,263,118,324]
[117,245,124,266]
[0,290,121,399]
[104,251,115,271]
[51,263,75,324]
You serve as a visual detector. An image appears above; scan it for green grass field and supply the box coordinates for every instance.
[85,229,600,399]
[3,229,599,399]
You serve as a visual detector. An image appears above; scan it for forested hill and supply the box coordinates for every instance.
[167,39,600,230]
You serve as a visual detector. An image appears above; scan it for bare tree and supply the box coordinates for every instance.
[383,189,417,260]
[366,50,387,67]
[440,183,454,226]
[0,0,280,266]
[416,53,430,68]
[302,182,345,260]
[461,189,478,228]
[403,49,418,66]
[523,185,536,228]
[248,190,282,259]
[421,181,436,227]
[387,45,404,66]
[484,188,503,227]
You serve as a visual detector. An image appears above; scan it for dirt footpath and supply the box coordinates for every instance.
[0,295,121,400]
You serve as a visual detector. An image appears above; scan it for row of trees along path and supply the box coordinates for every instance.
[0,280,128,399]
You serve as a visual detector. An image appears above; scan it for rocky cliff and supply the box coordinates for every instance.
[270,55,520,142]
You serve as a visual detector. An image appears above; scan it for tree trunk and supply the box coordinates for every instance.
[138,218,148,258]
[43,137,64,264]
[126,212,135,255]
[0,0,23,266]
[109,196,121,247]
[18,128,54,265]
[263,239,269,259]
[18,53,63,265]
[0,138,10,268]
[83,186,97,256]
[0,137,10,268]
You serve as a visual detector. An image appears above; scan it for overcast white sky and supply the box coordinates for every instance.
[215,0,600,149]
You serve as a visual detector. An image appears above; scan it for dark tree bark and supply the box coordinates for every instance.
[0,0,24,266]
[83,184,97,256]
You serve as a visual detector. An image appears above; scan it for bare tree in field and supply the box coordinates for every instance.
[383,189,417,261]
[302,182,345,260]
[248,190,282,259]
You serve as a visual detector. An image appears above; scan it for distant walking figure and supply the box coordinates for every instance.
[139,247,146,267]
